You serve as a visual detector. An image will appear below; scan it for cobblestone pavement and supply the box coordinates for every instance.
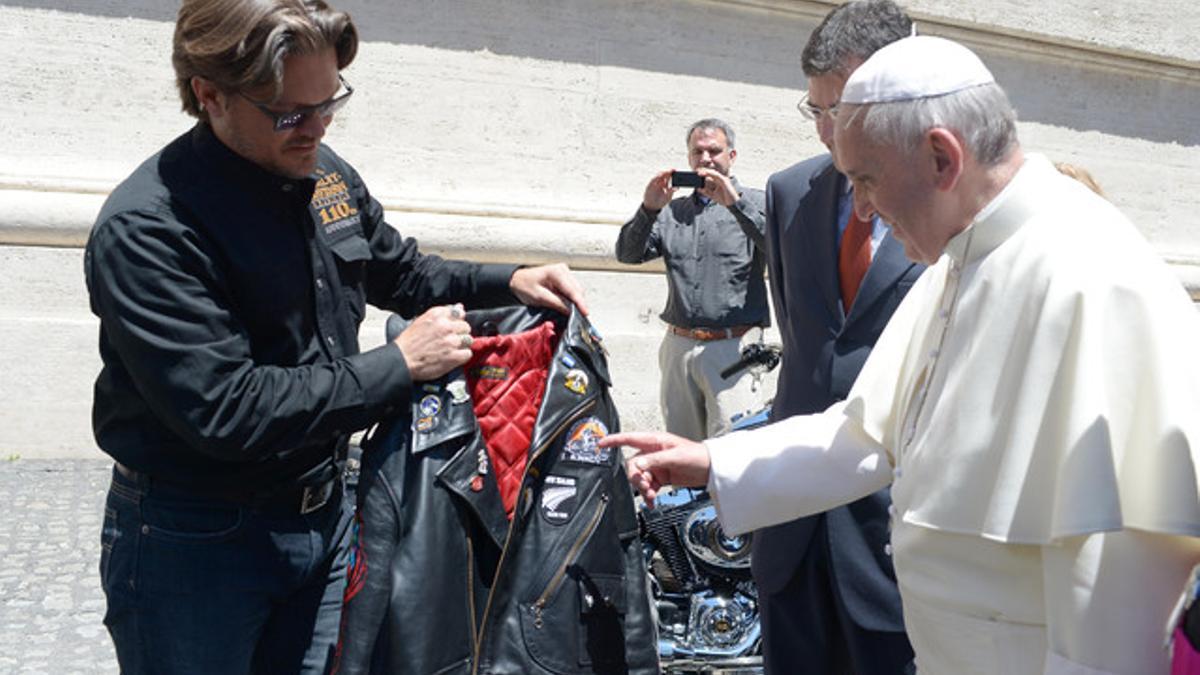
[0,459,116,674]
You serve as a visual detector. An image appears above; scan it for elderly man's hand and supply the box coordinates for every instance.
[697,169,739,207]
[597,431,712,507]
[510,263,589,316]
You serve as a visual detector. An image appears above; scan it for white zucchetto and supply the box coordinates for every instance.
[841,36,995,105]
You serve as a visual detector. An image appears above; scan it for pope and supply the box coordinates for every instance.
[600,36,1200,674]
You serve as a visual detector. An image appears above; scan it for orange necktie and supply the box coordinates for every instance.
[838,211,872,311]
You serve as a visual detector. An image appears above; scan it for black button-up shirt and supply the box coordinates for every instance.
[615,180,769,328]
[85,124,518,493]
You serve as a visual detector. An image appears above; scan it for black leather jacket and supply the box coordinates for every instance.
[335,305,658,674]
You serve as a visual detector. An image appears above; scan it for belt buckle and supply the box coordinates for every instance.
[299,479,335,515]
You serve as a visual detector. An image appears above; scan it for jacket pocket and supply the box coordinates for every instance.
[329,234,371,323]
[575,572,628,670]
[520,492,631,673]
[139,497,244,542]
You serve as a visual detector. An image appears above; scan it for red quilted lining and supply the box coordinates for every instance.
[466,321,559,520]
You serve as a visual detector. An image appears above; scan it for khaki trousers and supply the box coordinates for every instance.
[658,327,767,440]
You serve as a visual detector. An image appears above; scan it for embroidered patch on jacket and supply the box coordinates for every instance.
[472,365,509,381]
[540,475,578,524]
[415,415,437,433]
[562,417,611,466]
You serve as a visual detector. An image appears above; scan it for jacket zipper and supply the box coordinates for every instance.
[531,490,609,629]
[466,534,478,647]
[470,397,598,675]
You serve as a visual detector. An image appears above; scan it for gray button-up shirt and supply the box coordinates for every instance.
[615,179,769,329]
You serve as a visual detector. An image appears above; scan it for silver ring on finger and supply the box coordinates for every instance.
[459,333,473,349]
[449,306,463,320]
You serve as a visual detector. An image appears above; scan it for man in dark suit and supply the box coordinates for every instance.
[752,2,923,672]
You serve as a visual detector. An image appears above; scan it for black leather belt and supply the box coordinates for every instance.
[114,462,341,516]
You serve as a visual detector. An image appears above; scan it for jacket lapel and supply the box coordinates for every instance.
[419,372,512,548]
[529,308,604,462]
[797,165,844,320]
[845,229,914,323]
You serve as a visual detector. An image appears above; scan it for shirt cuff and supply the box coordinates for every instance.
[477,263,523,306]
[637,204,662,221]
[350,340,412,418]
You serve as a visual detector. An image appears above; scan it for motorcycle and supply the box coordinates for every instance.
[641,343,781,674]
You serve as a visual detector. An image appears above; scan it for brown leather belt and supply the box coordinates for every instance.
[668,324,758,341]
[113,462,340,516]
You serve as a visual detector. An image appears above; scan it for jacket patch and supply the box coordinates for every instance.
[447,379,470,405]
[472,365,509,381]
[311,170,361,238]
[562,417,612,466]
[564,369,589,395]
[418,394,442,418]
[540,475,577,524]
[580,325,608,356]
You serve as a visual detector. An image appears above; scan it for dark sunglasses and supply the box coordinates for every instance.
[242,74,354,132]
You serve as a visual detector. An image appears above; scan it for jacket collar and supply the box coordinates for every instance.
[945,154,1044,267]
[189,122,316,203]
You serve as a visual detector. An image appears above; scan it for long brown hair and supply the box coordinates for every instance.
[172,0,358,120]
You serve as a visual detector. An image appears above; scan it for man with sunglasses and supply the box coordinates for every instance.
[84,1,585,672]
[750,2,921,672]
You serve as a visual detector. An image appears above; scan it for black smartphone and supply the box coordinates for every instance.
[671,171,706,188]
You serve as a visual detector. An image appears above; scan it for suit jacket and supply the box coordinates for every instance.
[751,155,923,632]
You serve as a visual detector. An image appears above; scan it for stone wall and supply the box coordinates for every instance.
[1,0,1197,457]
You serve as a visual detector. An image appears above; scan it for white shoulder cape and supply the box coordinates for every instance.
[843,154,1200,544]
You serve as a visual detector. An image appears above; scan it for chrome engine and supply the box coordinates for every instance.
[640,488,762,674]
[641,346,777,674]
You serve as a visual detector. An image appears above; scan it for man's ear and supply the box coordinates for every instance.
[927,128,963,192]
[190,76,226,118]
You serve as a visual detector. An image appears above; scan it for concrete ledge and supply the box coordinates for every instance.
[3,185,1197,300]
[0,185,663,274]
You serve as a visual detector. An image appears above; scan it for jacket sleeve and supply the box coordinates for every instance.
[614,205,663,264]
[706,404,893,536]
[86,210,413,462]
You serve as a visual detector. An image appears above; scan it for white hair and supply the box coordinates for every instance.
[840,82,1019,166]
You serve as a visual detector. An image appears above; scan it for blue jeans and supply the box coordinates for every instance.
[99,466,352,674]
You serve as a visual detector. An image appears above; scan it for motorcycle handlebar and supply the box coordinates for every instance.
[719,343,782,380]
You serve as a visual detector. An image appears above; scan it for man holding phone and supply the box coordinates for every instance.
[616,118,768,440]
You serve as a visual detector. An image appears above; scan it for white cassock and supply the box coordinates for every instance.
[706,154,1200,674]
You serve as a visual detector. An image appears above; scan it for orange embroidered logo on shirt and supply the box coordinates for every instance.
[311,170,360,236]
